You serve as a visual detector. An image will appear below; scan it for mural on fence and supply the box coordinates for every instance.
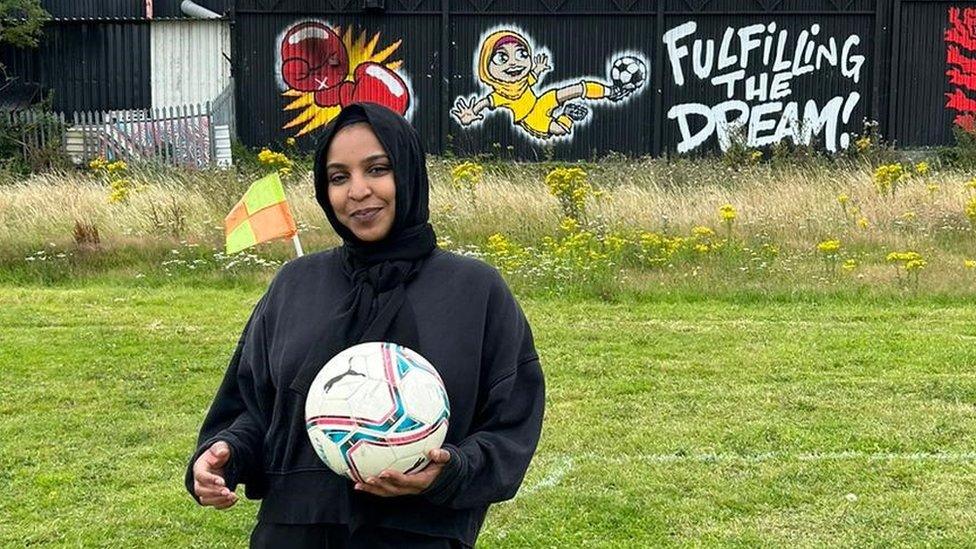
[276,21,414,137]
[664,21,866,153]
[451,26,649,142]
[946,7,976,131]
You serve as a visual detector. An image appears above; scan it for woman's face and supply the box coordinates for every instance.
[325,122,396,242]
[487,41,531,83]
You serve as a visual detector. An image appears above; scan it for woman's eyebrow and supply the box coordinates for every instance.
[326,154,389,170]
[360,153,389,164]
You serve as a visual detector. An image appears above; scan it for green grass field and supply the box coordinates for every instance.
[3,280,976,546]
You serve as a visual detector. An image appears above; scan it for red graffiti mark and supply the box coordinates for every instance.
[946,7,976,131]
[279,22,410,136]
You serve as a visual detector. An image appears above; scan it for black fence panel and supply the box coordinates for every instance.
[890,1,975,147]
[39,0,145,19]
[8,0,975,159]
[448,15,656,159]
[152,0,235,18]
[233,12,442,152]
[0,21,152,113]
[661,12,874,155]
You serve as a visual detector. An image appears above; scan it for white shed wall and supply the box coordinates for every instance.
[151,19,231,108]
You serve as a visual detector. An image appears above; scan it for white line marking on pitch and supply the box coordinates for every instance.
[509,451,976,500]
[513,456,575,501]
[558,450,976,465]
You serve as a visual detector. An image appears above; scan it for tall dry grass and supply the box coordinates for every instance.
[2,159,973,248]
[0,158,973,294]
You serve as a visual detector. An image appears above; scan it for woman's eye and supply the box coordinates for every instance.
[369,165,390,175]
[491,52,508,65]
[516,48,528,60]
[329,174,347,184]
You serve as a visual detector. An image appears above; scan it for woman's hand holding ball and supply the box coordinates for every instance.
[353,448,451,497]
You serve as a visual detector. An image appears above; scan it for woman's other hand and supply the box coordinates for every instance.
[354,448,450,497]
[192,441,238,509]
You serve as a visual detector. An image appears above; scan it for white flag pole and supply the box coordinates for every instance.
[291,234,304,257]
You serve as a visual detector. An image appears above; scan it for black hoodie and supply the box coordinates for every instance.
[184,103,545,545]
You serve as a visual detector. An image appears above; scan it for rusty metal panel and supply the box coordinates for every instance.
[233,12,442,152]
[0,21,151,113]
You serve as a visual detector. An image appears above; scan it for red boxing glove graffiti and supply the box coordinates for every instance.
[280,22,409,116]
[281,22,349,96]
[946,7,976,131]
[345,62,409,115]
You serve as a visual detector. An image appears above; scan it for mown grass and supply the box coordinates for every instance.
[2,281,976,546]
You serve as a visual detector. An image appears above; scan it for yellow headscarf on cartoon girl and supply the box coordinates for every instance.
[478,30,537,101]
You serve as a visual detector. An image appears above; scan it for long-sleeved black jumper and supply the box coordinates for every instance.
[185,246,545,546]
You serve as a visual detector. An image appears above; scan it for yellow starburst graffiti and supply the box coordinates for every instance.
[283,25,404,137]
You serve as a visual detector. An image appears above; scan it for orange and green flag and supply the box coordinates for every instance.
[224,172,298,255]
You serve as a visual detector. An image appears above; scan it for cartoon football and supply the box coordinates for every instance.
[304,342,450,483]
[609,56,646,92]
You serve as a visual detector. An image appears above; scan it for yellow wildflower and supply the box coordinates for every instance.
[106,160,127,173]
[545,167,591,223]
[842,259,857,271]
[837,194,849,206]
[88,157,108,171]
[285,137,296,147]
[691,226,715,238]
[855,136,871,152]
[964,260,976,269]
[966,196,976,226]
[873,163,904,196]
[905,259,927,272]
[927,184,940,195]
[559,217,580,234]
[900,211,917,222]
[857,217,869,229]
[914,161,930,176]
[817,239,841,255]
[694,243,709,253]
[718,204,737,222]
[886,251,923,264]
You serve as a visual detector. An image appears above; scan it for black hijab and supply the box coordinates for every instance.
[291,103,437,395]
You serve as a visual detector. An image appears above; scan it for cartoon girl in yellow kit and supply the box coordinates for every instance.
[451,29,635,139]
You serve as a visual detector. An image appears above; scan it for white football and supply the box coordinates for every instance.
[304,342,450,482]
[610,56,646,92]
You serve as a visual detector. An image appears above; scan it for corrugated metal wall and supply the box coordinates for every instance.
[152,0,234,19]
[38,0,232,20]
[234,0,890,159]
[890,1,969,147]
[39,0,145,19]
[234,10,443,152]
[151,20,233,107]
[7,0,974,159]
[0,21,152,113]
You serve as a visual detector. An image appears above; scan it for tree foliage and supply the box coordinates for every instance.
[0,0,49,49]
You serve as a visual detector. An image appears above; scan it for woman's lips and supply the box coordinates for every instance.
[350,207,383,223]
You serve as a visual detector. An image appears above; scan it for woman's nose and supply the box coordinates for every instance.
[347,173,373,200]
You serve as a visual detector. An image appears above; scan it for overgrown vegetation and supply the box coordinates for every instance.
[1,145,975,300]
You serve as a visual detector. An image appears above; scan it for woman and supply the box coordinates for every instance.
[185,102,545,548]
